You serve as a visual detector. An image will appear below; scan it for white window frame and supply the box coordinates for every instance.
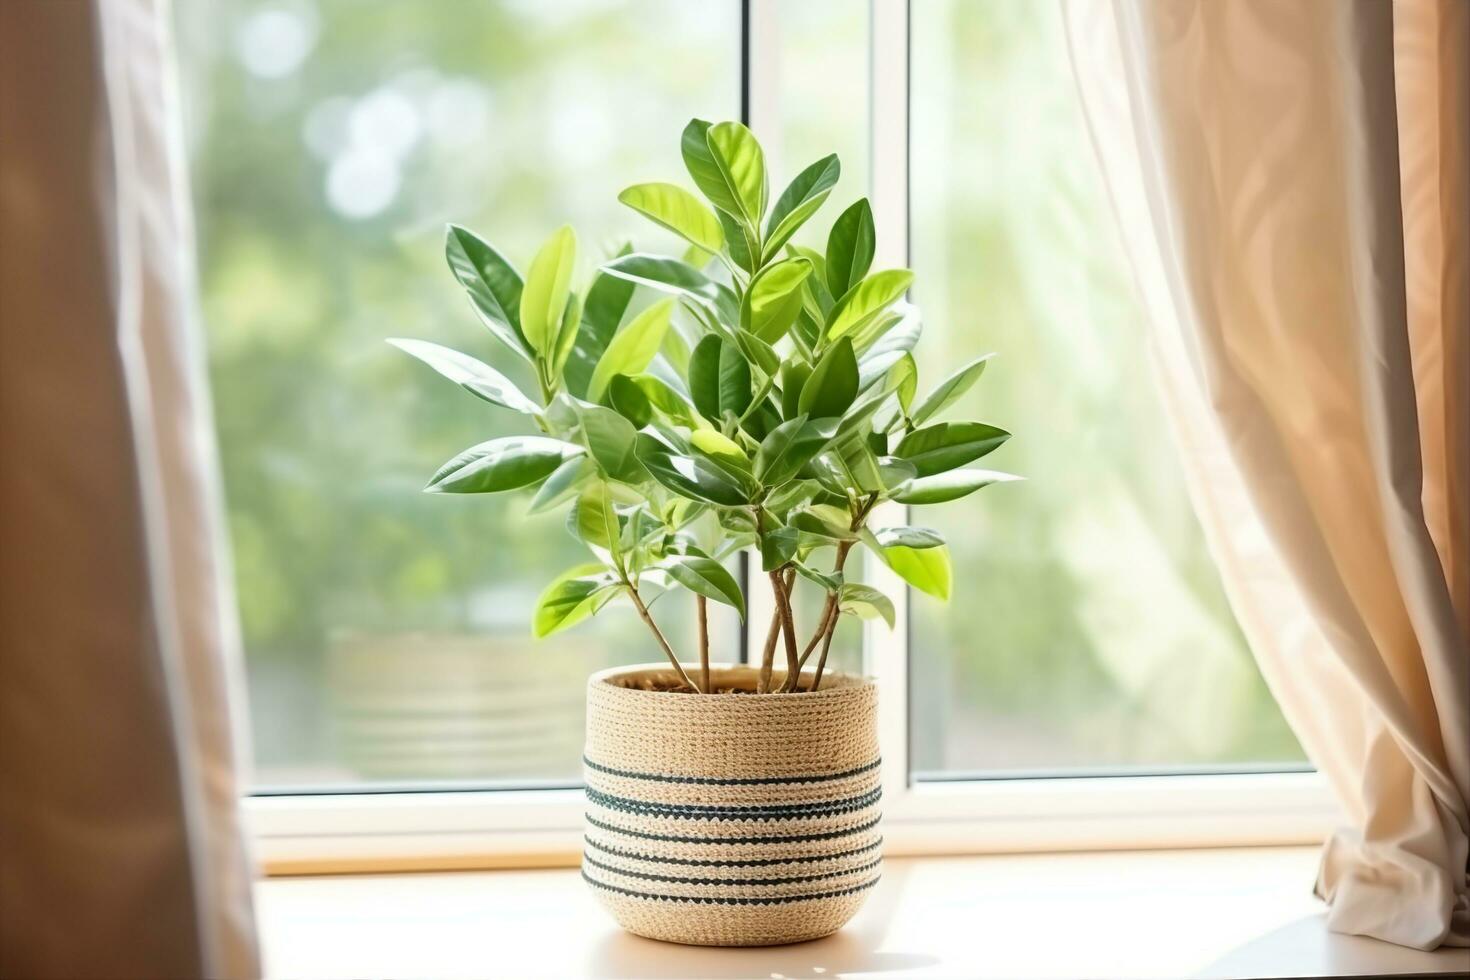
[244,0,1337,872]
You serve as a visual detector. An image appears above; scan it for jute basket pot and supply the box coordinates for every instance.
[582,663,881,947]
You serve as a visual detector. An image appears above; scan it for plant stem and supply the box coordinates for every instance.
[696,595,710,695]
[804,494,879,691]
[771,568,800,691]
[626,583,699,692]
[756,566,794,694]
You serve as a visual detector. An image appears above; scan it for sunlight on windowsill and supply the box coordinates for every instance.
[257,846,1468,979]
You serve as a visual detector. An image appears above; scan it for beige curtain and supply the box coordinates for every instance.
[1065,0,1468,951]
[0,1,260,977]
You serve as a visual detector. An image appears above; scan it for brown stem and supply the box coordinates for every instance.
[696,595,710,695]
[805,495,879,691]
[811,617,840,692]
[627,584,698,692]
[771,569,800,691]
[756,567,795,694]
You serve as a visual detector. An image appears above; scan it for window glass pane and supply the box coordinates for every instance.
[175,0,742,789]
[909,0,1304,775]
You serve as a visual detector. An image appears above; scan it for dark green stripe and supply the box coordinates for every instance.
[583,756,880,786]
[581,869,880,906]
[584,813,881,846]
[585,785,881,822]
[582,835,883,868]
[583,854,882,888]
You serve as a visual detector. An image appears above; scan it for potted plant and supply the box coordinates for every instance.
[391,119,1017,946]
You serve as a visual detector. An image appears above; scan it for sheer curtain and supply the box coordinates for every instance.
[0,0,259,976]
[1065,0,1468,951]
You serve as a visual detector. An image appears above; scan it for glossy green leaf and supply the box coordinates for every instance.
[574,483,623,563]
[574,402,645,484]
[519,225,577,357]
[780,361,811,420]
[688,335,750,421]
[795,563,844,592]
[755,415,840,487]
[892,468,1023,504]
[563,249,635,398]
[743,258,813,343]
[717,208,758,273]
[527,455,594,514]
[617,182,725,253]
[706,120,767,225]
[894,421,1011,476]
[910,354,993,427]
[861,303,922,360]
[690,428,746,462]
[885,543,951,600]
[874,525,945,549]
[856,347,907,394]
[552,290,582,376]
[600,253,738,325]
[444,224,530,362]
[638,444,749,506]
[586,298,674,401]
[759,525,799,571]
[630,374,698,426]
[425,436,579,494]
[606,374,653,428]
[763,154,840,260]
[826,268,913,341]
[788,503,855,540]
[734,329,782,378]
[890,353,918,412]
[798,336,858,420]
[825,199,875,299]
[659,550,745,619]
[681,118,744,218]
[387,338,540,414]
[839,583,895,629]
[877,455,919,491]
[533,564,619,638]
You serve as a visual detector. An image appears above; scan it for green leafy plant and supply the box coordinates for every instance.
[392,119,1019,694]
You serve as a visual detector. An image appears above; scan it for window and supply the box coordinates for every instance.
[907,0,1305,777]
[177,0,1327,861]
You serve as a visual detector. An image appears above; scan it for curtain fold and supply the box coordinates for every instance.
[0,1,260,976]
[1065,0,1469,950]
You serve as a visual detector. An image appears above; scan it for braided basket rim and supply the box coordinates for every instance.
[588,662,874,706]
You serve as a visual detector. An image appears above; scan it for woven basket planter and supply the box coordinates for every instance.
[582,663,881,947]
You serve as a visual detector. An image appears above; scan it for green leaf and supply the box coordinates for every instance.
[690,428,746,463]
[892,468,1023,505]
[839,583,895,628]
[890,353,918,413]
[688,335,750,421]
[574,401,645,484]
[617,182,725,253]
[735,329,782,378]
[574,483,623,563]
[519,225,577,357]
[552,290,582,376]
[763,154,840,260]
[780,361,811,420]
[874,525,945,549]
[681,119,744,218]
[425,436,579,494]
[826,268,914,341]
[706,121,767,225]
[825,199,875,299]
[911,354,993,426]
[586,298,674,401]
[895,421,1011,476]
[798,336,858,420]
[533,564,619,638]
[717,208,759,274]
[759,525,799,571]
[885,543,952,600]
[630,374,698,426]
[564,251,635,398]
[754,415,840,487]
[856,347,907,394]
[444,224,530,362]
[659,550,745,619]
[528,455,594,514]
[788,503,855,540]
[607,374,653,428]
[860,303,921,360]
[795,563,844,592]
[637,444,750,506]
[743,258,813,343]
[600,253,738,325]
[387,338,540,414]
[878,455,919,491]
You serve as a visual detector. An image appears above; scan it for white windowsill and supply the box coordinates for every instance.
[257,846,1469,979]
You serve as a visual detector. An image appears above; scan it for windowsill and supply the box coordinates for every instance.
[257,846,1469,979]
